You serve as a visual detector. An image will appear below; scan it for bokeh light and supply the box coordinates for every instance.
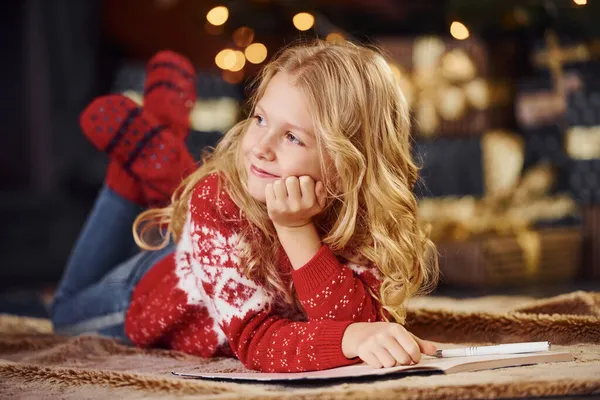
[233,26,255,48]
[229,51,246,72]
[293,12,315,31]
[326,32,345,44]
[450,21,470,40]
[215,49,236,70]
[245,43,268,64]
[206,6,229,26]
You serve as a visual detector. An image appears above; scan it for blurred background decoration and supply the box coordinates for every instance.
[1,0,600,316]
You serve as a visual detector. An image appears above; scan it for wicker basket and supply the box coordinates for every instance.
[437,227,582,288]
[582,206,600,280]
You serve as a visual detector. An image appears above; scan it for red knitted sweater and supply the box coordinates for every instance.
[124,173,385,372]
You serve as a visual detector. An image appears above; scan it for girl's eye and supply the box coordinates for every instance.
[285,132,303,146]
[254,115,266,126]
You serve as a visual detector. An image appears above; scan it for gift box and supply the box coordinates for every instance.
[516,30,600,132]
[378,36,514,137]
[413,137,484,198]
[581,206,600,280]
[566,80,600,128]
[563,66,600,205]
[521,125,571,193]
[418,131,582,288]
[436,227,582,288]
[515,72,582,132]
[567,159,600,205]
[412,130,555,199]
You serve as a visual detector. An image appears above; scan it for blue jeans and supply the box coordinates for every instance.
[51,186,175,342]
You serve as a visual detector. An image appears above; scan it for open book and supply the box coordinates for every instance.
[172,350,573,383]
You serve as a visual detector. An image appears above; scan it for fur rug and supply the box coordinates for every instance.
[1,291,599,399]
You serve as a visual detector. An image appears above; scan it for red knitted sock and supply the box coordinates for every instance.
[144,50,197,140]
[80,94,196,207]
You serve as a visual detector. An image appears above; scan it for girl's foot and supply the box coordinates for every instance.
[80,94,196,207]
[144,50,197,140]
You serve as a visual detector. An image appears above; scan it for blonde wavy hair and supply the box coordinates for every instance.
[134,39,439,324]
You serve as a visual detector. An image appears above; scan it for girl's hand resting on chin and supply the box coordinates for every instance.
[265,176,326,229]
[342,322,438,368]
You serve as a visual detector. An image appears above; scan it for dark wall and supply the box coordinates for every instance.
[0,0,110,290]
[1,2,27,189]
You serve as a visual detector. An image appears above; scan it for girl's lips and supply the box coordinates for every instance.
[251,165,278,178]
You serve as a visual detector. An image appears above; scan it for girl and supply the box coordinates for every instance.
[51,40,439,373]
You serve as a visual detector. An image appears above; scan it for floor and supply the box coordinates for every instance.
[1,282,599,400]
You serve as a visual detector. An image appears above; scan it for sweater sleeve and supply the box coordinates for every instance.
[180,181,361,372]
[290,245,387,323]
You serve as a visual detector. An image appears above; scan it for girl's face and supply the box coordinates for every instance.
[241,72,328,203]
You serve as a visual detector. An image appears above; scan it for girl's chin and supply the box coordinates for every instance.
[247,185,267,203]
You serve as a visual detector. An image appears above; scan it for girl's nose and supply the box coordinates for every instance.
[252,133,276,161]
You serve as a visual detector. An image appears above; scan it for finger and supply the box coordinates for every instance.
[272,179,288,201]
[358,349,383,369]
[315,181,327,209]
[380,334,412,366]
[393,327,422,363]
[371,344,398,368]
[285,176,302,202]
[410,332,438,356]
[265,183,276,209]
[298,176,315,203]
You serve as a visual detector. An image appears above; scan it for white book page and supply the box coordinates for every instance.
[172,351,573,382]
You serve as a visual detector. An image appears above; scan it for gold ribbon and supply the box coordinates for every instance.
[532,31,590,96]
[418,131,578,244]
[515,230,542,278]
[566,126,600,159]
[388,37,509,137]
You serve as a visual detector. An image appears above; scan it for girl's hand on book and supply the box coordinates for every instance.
[265,176,326,229]
[342,322,437,368]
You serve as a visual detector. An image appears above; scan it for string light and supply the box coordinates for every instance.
[293,12,315,31]
[245,43,268,64]
[215,49,236,70]
[450,21,470,40]
[573,0,587,5]
[206,6,229,26]
[233,26,255,48]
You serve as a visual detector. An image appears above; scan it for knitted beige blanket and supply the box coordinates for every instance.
[1,291,599,399]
